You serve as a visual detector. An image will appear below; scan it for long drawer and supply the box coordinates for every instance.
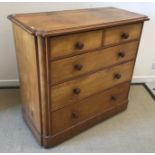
[51,41,138,84]
[49,30,102,59]
[103,23,142,46]
[51,61,134,110]
[52,82,130,134]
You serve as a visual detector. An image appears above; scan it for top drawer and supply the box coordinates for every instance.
[49,30,102,59]
[103,23,142,46]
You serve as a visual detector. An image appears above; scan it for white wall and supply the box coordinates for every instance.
[0,2,154,86]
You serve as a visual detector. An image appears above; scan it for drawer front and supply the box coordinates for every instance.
[103,23,142,46]
[51,41,138,84]
[49,30,102,59]
[51,61,134,110]
[52,82,130,134]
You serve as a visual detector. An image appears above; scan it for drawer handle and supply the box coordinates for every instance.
[74,64,83,71]
[121,33,129,39]
[118,52,125,58]
[75,42,84,50]
[111,96,117,101]
[114,73,121,79]
[73,88,81,94]
[71,111,79,119]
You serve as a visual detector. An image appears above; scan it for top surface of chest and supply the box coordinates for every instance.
[8,7,149,36]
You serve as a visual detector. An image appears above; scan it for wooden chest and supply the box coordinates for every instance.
[8,7,149,147]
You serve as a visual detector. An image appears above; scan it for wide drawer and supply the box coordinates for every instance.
[51,61,134,110]
[52,82,130,134]
[49,30,102,59]
[51,41,138,84]
[103,23,142,46]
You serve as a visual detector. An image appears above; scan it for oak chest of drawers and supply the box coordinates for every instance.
[8,7,149,147]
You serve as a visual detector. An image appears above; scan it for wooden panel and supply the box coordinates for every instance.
[51,41,138,84]
[8,7,149,36]
[46,101,128,147]
[52,82,130,134]
[51,61,134,110]
[37,37,52,138]
[103,23,142,46]
[49,30,102,59]
[12,24,41,134]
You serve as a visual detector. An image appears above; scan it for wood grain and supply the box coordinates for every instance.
[44,101,128,147]
[51,41,138,84]
[8,7,149,36]
[12,24,41,136]
[51,61,134,110]
[49,30,102,59]
[52,82,130,134]
[103,23,142,46]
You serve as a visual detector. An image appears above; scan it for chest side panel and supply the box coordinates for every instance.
[12,24,41,141]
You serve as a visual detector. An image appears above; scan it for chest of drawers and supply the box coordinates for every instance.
[8,7,149,147]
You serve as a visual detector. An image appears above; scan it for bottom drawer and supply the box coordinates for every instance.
[52,82,130,134]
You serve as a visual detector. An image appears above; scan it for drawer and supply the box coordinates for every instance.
[51,41,138,84]
[49,30,102,59]
[52,82,130,134]
[51,61,134,110]
[103,23,142,46]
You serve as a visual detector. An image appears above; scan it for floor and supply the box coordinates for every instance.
[0,85,155,153]
[145,82,155,100]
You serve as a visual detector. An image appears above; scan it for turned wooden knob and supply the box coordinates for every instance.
[74,64,83,71]
[75,42,84,50]
[111,96,117,101]
[121,33,129,39]
[73,88,81,94]
[118,52,125,58]
[71,111,79,119]
[114,73,121,79]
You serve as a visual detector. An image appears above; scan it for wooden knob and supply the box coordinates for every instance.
[114,73,121,79]
[74,64,83,71]
[118,52,125,58]
[71,111,79,119]
[121,33,129,39]
[75,42,84,50]
[111,96,117,101]
[73,88,81,94]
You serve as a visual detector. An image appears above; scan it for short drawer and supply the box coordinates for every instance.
[51,61,134,110]
[52,82,130,134]
[51,41,138,84]
[49,30,102,59]
[103,23,142,46]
